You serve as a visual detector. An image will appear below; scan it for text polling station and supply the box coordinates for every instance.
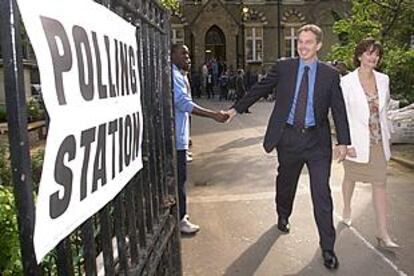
[16,0,144,262]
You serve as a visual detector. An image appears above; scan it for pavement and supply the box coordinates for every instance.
[391,144,414,169]
[181,98,414,276]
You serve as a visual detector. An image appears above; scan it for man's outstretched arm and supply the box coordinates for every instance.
[226,61,281,122]
[192,105,229,123]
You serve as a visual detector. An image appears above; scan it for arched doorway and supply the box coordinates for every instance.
[205,25,226,62]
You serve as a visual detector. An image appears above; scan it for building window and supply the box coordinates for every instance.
[171,27,184,45]
[284,26,298,58]
[245,27,263,62]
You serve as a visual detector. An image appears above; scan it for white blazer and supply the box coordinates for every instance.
[340,69,392,163]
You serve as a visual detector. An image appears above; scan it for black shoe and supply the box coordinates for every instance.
[277,217,290,233]
[322,250,339,270]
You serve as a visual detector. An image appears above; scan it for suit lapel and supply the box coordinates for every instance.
[352,69,370,118]
[313,62,322,113]
[287,58,300,110]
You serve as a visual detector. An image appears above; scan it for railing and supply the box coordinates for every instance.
[0,0,181,274]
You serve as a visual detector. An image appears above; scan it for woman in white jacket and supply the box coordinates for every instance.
[340,38,399,248]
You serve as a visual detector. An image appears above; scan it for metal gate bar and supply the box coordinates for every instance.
[0,0,182,274]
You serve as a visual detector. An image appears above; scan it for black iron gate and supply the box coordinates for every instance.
[0,0,182,274]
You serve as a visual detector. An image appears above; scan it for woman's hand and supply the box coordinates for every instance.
[346,147,357,158]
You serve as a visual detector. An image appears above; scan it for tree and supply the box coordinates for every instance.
[160,0,179,12]
[328,0,414,105]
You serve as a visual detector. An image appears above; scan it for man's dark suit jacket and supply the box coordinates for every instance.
[234,58,351,153]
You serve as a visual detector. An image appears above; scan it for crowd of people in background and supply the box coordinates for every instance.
[189,59,275,103]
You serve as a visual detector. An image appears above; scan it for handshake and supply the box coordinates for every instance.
[211,108,238,123]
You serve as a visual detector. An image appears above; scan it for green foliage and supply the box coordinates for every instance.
[31,148,45,190]
[0,98,45,123]
[327,0,414,105]
[0,145,12,187]
[160,0,179,12]
[0,106,7,122]
[0,145,44,189]
[39,250,58,275]
[381,45,414,105]
[0,146,83,275]
[0,145,46,274]
[0,185,23,275]
[0,146,21,275]
[27,97,45,122]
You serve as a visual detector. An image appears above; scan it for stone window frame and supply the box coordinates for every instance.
[245,23,263,63]
[171,24,185,45]
[283,23,302,58]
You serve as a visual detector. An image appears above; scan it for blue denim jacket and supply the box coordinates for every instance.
[173,64,194,150]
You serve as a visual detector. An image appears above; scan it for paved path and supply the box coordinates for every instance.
[181,99,413,276]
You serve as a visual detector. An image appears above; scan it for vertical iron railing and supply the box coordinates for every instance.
[0,0,40,274]
[0,0,182,274]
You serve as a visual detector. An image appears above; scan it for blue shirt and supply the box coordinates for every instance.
[286,59,318,127]
[173,64,194,150]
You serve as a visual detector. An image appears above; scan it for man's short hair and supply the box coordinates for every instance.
[297,24,324,43]
[171,43,186,55]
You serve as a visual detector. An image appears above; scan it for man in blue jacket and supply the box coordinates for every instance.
[172,44,228,234]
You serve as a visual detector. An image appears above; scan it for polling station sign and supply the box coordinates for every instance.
[16,0,144,262]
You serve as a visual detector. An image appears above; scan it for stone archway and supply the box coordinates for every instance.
[204,25,226,62]
[189,0,239,70]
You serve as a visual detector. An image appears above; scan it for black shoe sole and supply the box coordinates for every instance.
[324,262,339,270]
[277,224,290,233]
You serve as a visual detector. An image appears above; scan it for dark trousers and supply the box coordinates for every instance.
[275,126,335,251]
[219,87,228,100]
[206,84,214,98]
[177,150,187,220]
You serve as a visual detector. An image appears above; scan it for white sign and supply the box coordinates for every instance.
[16,0,144,262]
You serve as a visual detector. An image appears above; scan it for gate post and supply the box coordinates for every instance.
[160,10,182,275]
[0,0,40,274]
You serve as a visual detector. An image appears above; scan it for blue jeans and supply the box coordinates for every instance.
[177,150,187,220]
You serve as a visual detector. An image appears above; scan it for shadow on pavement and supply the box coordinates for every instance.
[281,223,348,276]
[224,225,282,276]
[282,222,400,275]
[282,249,325,276]
[213,136,263,152]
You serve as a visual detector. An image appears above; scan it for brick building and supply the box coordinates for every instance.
[170,0,350,73]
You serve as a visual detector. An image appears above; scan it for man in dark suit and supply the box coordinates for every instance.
[225,24,350,270]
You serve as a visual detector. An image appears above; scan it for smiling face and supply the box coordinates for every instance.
[172,45,191,72]
[359,46,381,69]
[297,30,322,63]
[353,39,383,68]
